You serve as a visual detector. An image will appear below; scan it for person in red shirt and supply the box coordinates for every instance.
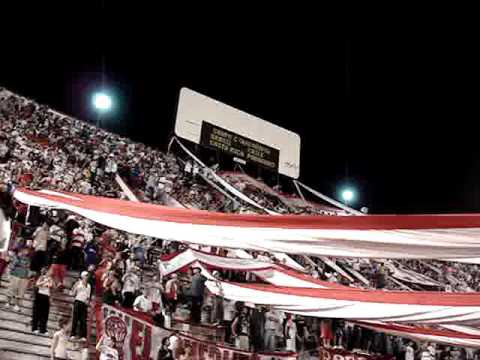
[164,273,179,314]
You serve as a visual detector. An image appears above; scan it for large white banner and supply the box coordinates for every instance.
[14,188,480,262]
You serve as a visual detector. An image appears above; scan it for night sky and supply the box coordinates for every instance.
[1,5,478,214]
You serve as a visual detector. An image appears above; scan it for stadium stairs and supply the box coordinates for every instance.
[0,270,97,360]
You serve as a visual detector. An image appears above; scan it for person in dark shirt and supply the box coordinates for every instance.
[84,241,98,268]
[184,267,206,323]
[64,216,80,243]
[157,337,174,360]
[250,306,266,352]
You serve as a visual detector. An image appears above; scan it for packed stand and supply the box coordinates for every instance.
[2,88,480,359]
[0,88,225,213]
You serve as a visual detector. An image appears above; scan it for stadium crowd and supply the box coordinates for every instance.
[1,88,480,360]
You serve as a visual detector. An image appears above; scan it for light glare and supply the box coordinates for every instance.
[342,189,354,202]
[92,92,112,111]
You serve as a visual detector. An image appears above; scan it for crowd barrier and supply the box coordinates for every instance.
[99,303,299,360]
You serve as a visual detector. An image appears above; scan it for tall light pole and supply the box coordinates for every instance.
[92,92,113,127]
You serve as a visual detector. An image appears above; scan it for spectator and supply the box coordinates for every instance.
[232,305,251,351]
[70,271,91,341]
[50,241,68,289]
[51,317,71,360]
[122,269,140,308]
[184,267,206,323]
[31,222,49,273]
[102,271,121,306]
[405,341,415,360]
[133,288,153,313]
[222,298,237,344]
[165,273,179,314]
[421,343,435,360]
[178,345,192,360]
[83,240,97,269]
[211,270,224,324]
[31,267,54,334]
[105,154,118,178]
[6,242,33,311]
[157,337,174,360]
[250,306,266,352]
[265,306,282,351]
[126,252,138,272]
[284,314,298,352]
[321,318,333,348]
[145,274,164,313]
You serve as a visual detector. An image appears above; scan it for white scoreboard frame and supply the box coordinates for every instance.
[174,87,301,179]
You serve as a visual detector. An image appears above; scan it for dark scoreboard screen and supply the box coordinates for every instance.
[200,121,279,172]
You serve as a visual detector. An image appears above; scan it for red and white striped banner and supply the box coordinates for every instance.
[160,248,343,289]
[354,321,480,348]
[205,281,480,325]
[13,188,480,261]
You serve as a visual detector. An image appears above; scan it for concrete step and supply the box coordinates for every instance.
[0,339,49,360]
[0,271,96,359]
[0,315,56,334]
[0,317,97,342]
[0,306,97,335]
[0,336,50,357]
[0,310,96,334]
[0,327,52,347]
[0,305,71,324]
[0,274,96,360]
[0,348,49,360]
[0,302,72,325]
[0,294,72,315]
[0,338,96,359]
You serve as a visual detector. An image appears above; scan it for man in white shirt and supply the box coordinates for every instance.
[126,253,138,273]
[420,344,434,360]
[405,342,415,360]
[122,270,140,308]
[31,222,49,272]
[264,307,281,351]
[222,299,236,344]
[105,154,117,176]
[427,343,436,359]
[133,289,152,313]
[70,271,91,341]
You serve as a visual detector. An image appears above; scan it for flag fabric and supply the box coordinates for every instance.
[205,281,480,325]
[14,188,480,261]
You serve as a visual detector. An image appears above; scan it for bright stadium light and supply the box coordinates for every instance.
[92,92,112,111]
[341,188,355,203]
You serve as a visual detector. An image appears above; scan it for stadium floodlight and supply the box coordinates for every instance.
[92,92,112,111]
[341,188,355,203]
